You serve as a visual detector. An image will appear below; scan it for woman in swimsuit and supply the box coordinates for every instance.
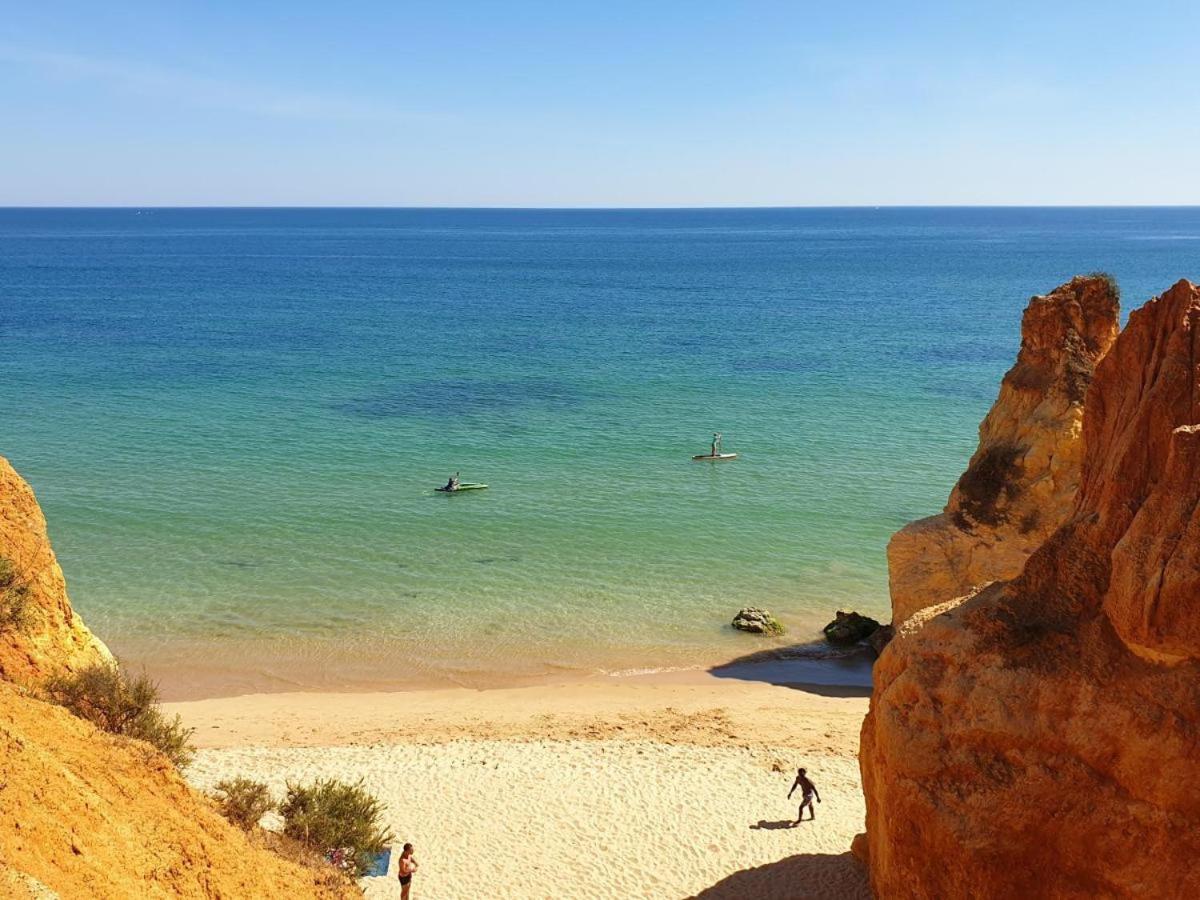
[397,843,418,898]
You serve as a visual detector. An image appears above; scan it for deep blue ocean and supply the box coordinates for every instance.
[3,207,1198,696]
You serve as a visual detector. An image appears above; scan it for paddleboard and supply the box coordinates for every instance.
[691,453,738,461]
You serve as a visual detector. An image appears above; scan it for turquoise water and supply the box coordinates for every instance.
[3,208,1199,696]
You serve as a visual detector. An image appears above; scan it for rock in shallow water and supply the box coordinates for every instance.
[730,607,784,635]
[822,610,880,645]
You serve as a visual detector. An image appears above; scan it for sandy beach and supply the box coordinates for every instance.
[168,673,871,899]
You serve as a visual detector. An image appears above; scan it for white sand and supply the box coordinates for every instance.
[173,675,871,899]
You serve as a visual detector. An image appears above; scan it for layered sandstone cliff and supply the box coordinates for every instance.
[887,276,1119,624]
[860,280,1200,898]
[0,457,113,684]
[0,456,356,899]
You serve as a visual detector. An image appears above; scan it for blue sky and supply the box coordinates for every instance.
[2,1,1198,205]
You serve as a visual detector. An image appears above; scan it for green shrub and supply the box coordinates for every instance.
[46,663,195,768]
[280,778,393,877]
[213,777,276,830]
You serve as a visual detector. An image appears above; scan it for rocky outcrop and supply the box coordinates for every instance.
[0,456,111,685]
[887,276,1119,624]
[860,280,1200,898]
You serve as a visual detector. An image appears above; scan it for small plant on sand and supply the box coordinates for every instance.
[46,662,195,768]
[280,778,394,877]
[0,558,34,633]
[213,777,276,830]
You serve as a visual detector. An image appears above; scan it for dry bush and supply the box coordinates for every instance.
[0,558,34,633]
[213,777,275,830]
[46,663,195,768]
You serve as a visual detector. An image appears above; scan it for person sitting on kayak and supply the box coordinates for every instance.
[445,472,460,492]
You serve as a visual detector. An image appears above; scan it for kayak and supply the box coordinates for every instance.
[692,453,738,461]
[435,483,489,492]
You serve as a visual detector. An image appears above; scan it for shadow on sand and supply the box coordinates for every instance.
[708,642,875,697]
[688,851,871,899]
[749,819,799,831]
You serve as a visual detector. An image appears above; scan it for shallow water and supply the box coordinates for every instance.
[3,207,1198,696]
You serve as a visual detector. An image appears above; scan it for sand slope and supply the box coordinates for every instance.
[0,684,355,900]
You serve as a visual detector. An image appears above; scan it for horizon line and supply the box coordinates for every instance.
[4,204,1200,211]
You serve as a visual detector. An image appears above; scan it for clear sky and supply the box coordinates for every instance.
[3,1,1198,206]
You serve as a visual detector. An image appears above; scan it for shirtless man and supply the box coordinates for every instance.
[397,843,418,899]
[788,767,821,823]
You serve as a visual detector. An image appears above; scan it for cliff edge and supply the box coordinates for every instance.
[886,275,1119,624]
[860,280,1200,898]
[0,457,112,684]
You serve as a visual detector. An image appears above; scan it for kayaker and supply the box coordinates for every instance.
[445,472,460,492]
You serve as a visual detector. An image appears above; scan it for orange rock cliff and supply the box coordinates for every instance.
[886,275,1119,624]
[0,456,357,899]
[860,280,1200,898]
[0,456,112,685]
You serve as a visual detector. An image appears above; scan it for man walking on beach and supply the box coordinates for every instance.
[788,767,820,823]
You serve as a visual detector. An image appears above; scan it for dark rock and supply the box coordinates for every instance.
[867,624,894,657]
[822,610,880,645]
[731,607,785,636]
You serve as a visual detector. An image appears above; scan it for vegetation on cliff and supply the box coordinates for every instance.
[0,557,33,634]
[46,661,196,768]
[0,683,359,899]
[213,776,276,830]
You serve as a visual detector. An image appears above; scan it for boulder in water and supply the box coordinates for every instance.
[730,607,784,635]
[822,610,880,645]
